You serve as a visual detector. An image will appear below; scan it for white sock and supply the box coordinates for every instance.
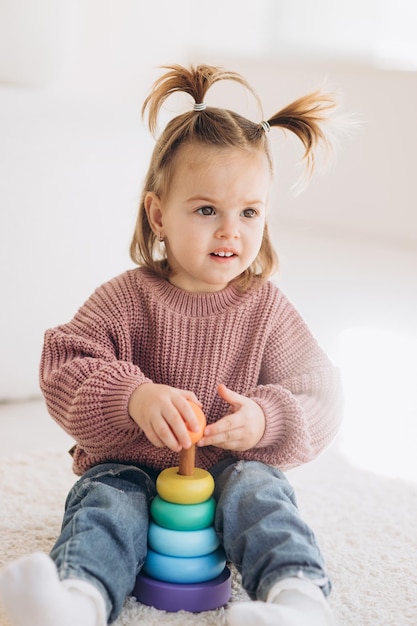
[228,577,336,626]
[0,552,107,626]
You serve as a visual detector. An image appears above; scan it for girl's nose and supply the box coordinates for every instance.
[215,216,240,239]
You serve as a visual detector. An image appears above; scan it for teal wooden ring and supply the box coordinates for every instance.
[151,496,216,531]
[148,522,220,557]
[143,547,226,584]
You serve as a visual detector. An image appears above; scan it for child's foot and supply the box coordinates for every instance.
[228,577,335,626]
[0,552,106,626]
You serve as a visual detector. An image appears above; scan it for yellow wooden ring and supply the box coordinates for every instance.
[156,467,215,505]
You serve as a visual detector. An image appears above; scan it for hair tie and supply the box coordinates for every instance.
[193,102,207,112]
[260,120,271,133]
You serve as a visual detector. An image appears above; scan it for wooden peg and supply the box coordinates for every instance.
[178,444,195,476]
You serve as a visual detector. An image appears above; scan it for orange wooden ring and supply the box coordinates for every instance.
[187,401,206,444]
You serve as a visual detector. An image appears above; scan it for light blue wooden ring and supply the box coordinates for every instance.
[150,496,216,531]
[143,547,226,584]
[148,522,220,557]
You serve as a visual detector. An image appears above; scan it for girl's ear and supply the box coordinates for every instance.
[144,192,164,237]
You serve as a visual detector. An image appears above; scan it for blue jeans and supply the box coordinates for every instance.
[50,459,330,623]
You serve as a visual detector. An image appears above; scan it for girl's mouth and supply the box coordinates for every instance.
[210,251,235,258]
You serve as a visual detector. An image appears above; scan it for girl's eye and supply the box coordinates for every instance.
[242,208,257,218]
[197,206,216,216]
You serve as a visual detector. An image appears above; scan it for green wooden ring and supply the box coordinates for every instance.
[151,495,216,531]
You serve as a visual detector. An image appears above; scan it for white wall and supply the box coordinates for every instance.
[0,1,416,399]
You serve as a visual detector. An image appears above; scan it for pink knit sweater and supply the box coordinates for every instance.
[40,268,343,475]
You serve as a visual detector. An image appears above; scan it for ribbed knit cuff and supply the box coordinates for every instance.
[248,385,307,450]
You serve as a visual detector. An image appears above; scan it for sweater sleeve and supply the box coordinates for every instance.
[239,293,343,470]
[39,276,152,463]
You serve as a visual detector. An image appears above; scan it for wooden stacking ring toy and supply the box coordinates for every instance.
[134,401,231,612]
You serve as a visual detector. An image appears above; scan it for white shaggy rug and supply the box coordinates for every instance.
[0,445,416,626]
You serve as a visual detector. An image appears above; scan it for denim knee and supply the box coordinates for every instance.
[210,459,331,600]
[211,458,297,508]
[53,463,158,622]
[65,463,158,506]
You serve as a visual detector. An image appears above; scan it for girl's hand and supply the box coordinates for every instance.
[128,383,202,452]
[197,384,265,451]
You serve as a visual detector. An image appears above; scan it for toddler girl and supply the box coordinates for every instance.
[0,64,343,626]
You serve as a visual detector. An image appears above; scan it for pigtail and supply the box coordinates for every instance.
[266,89,339,185]
[142,64,262,136]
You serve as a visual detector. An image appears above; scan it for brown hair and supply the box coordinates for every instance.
[130,64,337,290]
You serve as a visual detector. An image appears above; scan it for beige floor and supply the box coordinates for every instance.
[0,398,74,459]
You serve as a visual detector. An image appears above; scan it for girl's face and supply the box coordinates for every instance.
[146,144,271,293]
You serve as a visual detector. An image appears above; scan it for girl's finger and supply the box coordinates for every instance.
[217,383,243,409]
[160,409,191,449]
[174,396,205,436]
[181,390,203,408]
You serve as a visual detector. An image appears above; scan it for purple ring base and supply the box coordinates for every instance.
[133,566,232,613]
